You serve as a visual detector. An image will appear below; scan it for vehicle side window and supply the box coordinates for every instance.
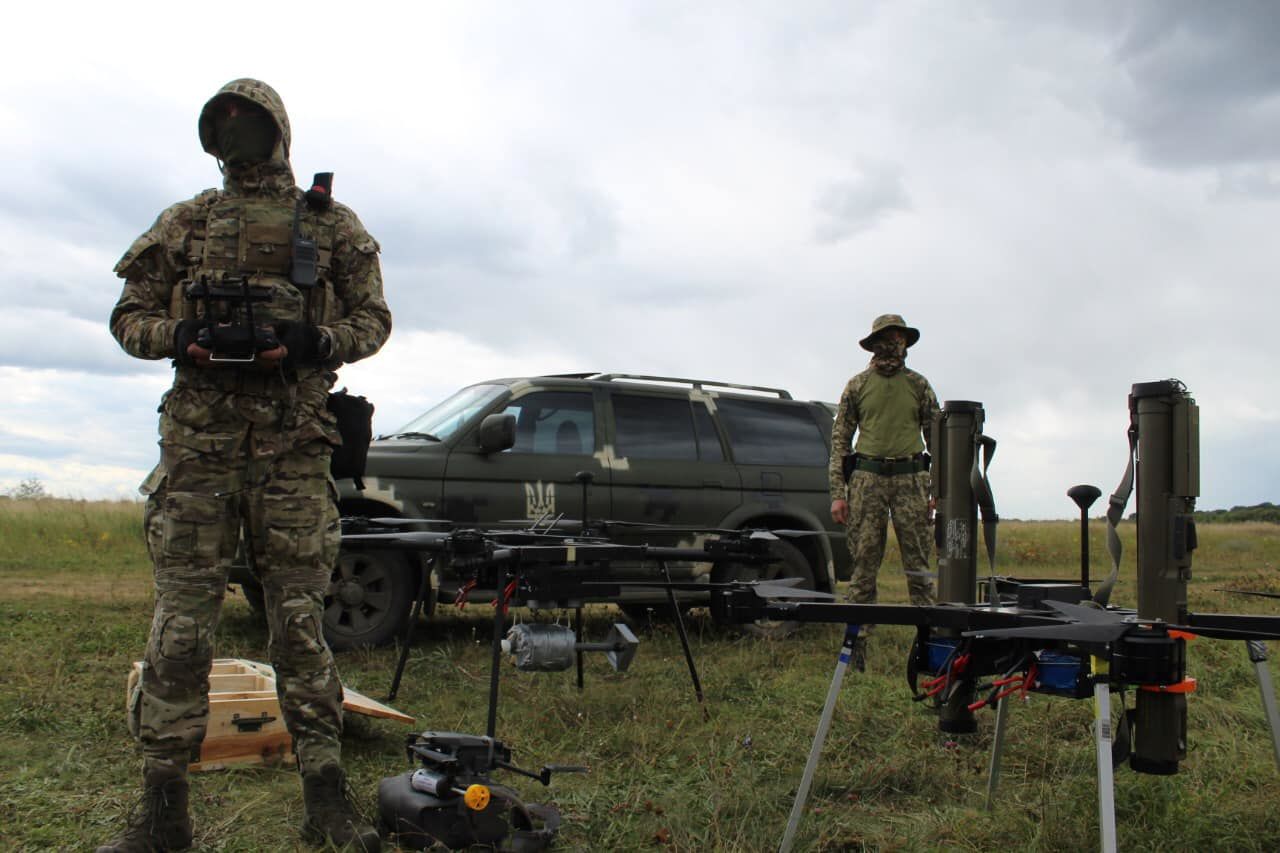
[500,391,595,455]
[692,403,725,462]
[612,394,698,460]
[716,399,828,466]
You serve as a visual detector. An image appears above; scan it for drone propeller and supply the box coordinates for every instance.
[343,530,453,546]
[1216,589,1280,600]
[963,600,1133,644]
[750,579,836,601]
[366,517,454,526]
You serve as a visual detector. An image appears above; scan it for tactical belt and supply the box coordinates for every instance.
[852,453,929,476]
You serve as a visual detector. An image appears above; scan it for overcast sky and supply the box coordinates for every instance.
[1,1,1276,519]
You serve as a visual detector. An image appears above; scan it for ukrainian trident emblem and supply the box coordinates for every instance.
[524,481,555,518]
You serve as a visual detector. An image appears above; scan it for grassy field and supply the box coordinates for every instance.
[2,499,1280,851]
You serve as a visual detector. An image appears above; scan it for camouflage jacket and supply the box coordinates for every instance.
[828,366,939,501]
[109,186,390,368]
[109,79,391,450]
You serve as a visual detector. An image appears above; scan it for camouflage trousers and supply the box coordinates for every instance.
[132,407,343,776]
[844,469,935,633]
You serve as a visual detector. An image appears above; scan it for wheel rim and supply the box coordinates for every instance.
[325,551,395,639]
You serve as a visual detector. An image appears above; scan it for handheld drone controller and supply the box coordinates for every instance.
[183,275,279,363]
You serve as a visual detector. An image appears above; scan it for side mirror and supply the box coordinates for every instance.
[477,413,516,454]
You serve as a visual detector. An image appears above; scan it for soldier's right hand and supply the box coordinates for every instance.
[173,320,212,367]
[831,499,850,525]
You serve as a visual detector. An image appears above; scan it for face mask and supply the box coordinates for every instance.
[870,337,907,376]
[216,109,278,165]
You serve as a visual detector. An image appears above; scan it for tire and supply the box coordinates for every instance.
[714,538,815,639]
[323,548,417,651]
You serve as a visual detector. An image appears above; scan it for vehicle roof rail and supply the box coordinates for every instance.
[587,373,793,400]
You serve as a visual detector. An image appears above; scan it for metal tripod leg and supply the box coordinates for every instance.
[1091,657,1117,853]
[1246,640,1280,772]
[388,557,433,702]
[985,695,1011,810]
[779,624,860,853]
[658,559,707,716]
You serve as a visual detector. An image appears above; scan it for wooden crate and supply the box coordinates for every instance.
[127,658,413,773]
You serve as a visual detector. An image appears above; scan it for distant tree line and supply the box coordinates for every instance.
[1192,502,1280,524]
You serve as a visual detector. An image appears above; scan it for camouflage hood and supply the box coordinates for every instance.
[197,78,295,194]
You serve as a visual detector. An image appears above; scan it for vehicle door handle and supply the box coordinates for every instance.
[702,480,723,488]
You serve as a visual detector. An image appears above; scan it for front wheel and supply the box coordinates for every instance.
[323,549,417,651]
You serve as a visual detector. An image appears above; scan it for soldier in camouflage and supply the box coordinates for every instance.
[829,314,939,671]
[100,79,391,852]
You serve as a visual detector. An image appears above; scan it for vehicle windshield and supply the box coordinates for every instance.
[388,384,507,442]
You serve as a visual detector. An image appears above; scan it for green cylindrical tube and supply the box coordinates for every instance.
[934,401,983,605]
[1129,380,1198,775]
[933,400,984,734]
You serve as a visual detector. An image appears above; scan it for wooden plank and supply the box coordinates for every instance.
[342,686,415,724]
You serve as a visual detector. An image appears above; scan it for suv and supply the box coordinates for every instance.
[241,373,851,649]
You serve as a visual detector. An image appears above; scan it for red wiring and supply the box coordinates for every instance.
[453,578,476,609]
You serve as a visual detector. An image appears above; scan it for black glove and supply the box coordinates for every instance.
[173,320,205,366]
[274,321,324,366]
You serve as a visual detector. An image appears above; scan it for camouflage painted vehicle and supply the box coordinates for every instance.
[235,373,850,649]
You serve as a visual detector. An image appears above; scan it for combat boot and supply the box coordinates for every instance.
[300,764,381,851]
[850,637,868,673]
[96,766,193,852]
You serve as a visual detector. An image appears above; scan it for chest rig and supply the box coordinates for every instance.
[172,180,338,346]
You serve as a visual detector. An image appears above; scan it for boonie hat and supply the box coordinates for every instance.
[859,314,920,351]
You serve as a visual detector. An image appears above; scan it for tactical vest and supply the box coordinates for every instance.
[171,191,339,329]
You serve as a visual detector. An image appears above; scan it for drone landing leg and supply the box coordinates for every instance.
[657,559,707,716]
[575,606,585,691]
[984,695,1011,810]
[486,580,508,739]
[1091,657,1118,853]
[778,624,860,853]
[1246,640,1280,772]
[388,557,433,702]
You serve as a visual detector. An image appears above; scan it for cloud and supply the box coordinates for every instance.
[1,3,1279,519]
[1056,1,1280,169]
[813,163,911,243]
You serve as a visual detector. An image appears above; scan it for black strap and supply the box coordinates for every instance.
[969,434,998,574]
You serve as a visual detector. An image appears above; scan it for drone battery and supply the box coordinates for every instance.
[410,768,453,797]
[1015,583,1088,610]
[1033,651,1087,697]
[925,637,960,673]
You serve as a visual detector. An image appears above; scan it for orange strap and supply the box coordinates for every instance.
[1140,676,1197,695]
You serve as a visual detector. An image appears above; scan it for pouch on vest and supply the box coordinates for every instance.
[328,388,374,490]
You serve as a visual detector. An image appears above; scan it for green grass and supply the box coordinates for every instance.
[2,501,1280,850]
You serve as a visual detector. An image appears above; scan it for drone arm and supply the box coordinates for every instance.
[1180,613,1280,641]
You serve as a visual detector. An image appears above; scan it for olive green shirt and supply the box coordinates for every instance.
[828,366,940,501]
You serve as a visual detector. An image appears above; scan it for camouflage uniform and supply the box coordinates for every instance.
[829,317,939,634]
[110,79,391,780]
